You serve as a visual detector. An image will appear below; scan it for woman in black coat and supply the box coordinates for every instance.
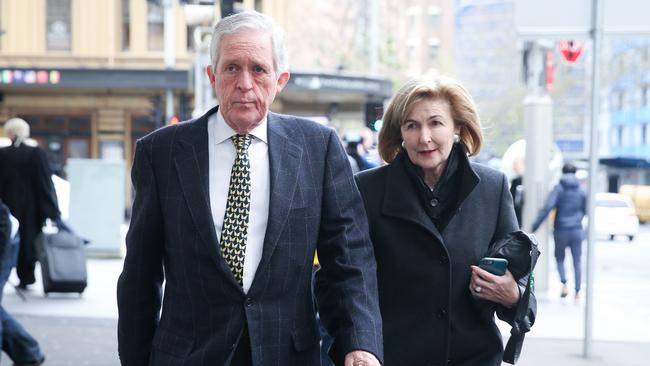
[355,76,536,366]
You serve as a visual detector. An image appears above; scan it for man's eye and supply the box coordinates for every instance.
[225,65,238,72]
[254,66,266,73]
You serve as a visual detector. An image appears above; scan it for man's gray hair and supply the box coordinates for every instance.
[209,11,288,78]
[4,117,30,146]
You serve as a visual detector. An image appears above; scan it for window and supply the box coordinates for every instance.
[428,39,440,64]
[641,124,647,145]
[147,0,164,51]
[122,0,130,51]
[46,0,71,51]
[428,6,440,31]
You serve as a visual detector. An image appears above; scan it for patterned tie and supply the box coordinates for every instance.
[220,134,252,286]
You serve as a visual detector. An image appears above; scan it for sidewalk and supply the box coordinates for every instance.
[2,225,649,365]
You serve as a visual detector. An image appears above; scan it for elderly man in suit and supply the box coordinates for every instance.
[117,11,382,366]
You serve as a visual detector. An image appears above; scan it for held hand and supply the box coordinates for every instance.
[344,350,381,366]
[469,266,520,307]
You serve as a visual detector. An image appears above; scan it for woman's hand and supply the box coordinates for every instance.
[469,265,520,307]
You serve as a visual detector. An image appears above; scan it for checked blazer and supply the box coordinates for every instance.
[116,106,383,366]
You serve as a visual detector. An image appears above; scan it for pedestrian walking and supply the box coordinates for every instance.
[0,200,46,366]
[354,75,537,365]
[0,118,70,290]
[117,11,382,366]
[532,162,586,300]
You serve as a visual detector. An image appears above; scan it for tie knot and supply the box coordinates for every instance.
[232,134,252,153]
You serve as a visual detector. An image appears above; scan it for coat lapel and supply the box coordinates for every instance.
[173,106,240,287]
[252,113,302,285]
[382,157,444,244]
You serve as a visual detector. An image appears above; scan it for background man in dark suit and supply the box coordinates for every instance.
[117,11,382,366]
[0,118,69,290]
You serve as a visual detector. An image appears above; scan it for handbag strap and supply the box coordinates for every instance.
[502,275,530,364]
[503,248,536,364]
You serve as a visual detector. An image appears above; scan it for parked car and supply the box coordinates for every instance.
[619,184,650,223]
[595,192,640,241]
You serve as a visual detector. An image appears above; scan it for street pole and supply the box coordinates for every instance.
[583,0,603,358]
[164,0,176,122]
[522,41,553,293]
[367,0,379,76]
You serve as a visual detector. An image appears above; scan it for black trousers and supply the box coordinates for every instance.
[230,326,252,366]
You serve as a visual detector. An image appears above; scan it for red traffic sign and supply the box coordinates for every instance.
[559,40,582,63]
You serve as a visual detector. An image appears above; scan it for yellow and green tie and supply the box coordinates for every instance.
[220,134,252,286]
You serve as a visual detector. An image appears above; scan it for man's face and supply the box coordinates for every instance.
[207,29,289,133]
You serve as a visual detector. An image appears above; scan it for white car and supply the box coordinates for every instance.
[595,192,640,241]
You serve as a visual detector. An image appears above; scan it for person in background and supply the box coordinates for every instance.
[355,75,536,365]
[0,200,46,366]
[117,11,382,366]
[509,156,525,228]
[0,118,70,290]
[345,140,375,172]
[531,162,586,300]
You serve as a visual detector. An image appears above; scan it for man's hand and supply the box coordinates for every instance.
[344,350,381,366]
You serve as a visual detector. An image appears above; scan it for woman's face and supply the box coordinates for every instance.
[400,98,458,180]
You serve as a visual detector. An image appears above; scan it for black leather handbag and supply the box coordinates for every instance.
[486,230,540,364]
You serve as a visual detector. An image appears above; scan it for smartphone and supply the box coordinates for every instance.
[479,257,508,276]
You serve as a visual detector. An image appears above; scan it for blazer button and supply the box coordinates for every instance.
[439,255,448,264]
[430,198,439,207]
[245,298,253,307]
[436,308,447,319]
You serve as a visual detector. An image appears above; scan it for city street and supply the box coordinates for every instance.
[2,224,649,365]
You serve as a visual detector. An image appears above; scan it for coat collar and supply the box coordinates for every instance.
[382,149,480,242]
[249,112,303,295]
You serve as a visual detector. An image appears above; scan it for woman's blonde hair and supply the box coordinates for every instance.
[378,75,483,163]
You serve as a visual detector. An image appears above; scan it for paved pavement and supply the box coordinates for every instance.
[2,225,649,365]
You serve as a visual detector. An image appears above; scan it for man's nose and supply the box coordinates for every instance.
[237,71,253,91]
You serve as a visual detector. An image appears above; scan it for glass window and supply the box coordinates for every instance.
[147,0,164,51]
[100,140,124,160]
[428,6,440,30]
[428,41,439,64]
[46,0,71,51]
[122,0,130,51]
[68,138,89,159]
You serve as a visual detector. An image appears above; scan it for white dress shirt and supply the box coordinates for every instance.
[208,110,270,293]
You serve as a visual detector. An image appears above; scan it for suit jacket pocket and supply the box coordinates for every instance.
[292,325,320,352]
[152,328,194,359]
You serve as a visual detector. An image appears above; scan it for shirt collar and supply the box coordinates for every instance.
[213,108,268,144]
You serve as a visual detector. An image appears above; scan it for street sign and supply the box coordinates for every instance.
[559,41,583,63]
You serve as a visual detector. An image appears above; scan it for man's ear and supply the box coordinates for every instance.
[275,71,290,93]
[206,65,216,86]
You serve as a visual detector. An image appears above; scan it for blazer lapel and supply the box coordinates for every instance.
[253,113,302,284]
[382,157,444,244]
[173,107,240,287]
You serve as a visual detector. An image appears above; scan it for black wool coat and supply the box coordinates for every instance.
[355,152,535,366]
[0,144,60,263]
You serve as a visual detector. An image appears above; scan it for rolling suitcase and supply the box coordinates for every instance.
[36,230,87,294]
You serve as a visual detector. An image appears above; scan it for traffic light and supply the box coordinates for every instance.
[149,95,163,127]
[169,115,181,125]
[365,101,384,132]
